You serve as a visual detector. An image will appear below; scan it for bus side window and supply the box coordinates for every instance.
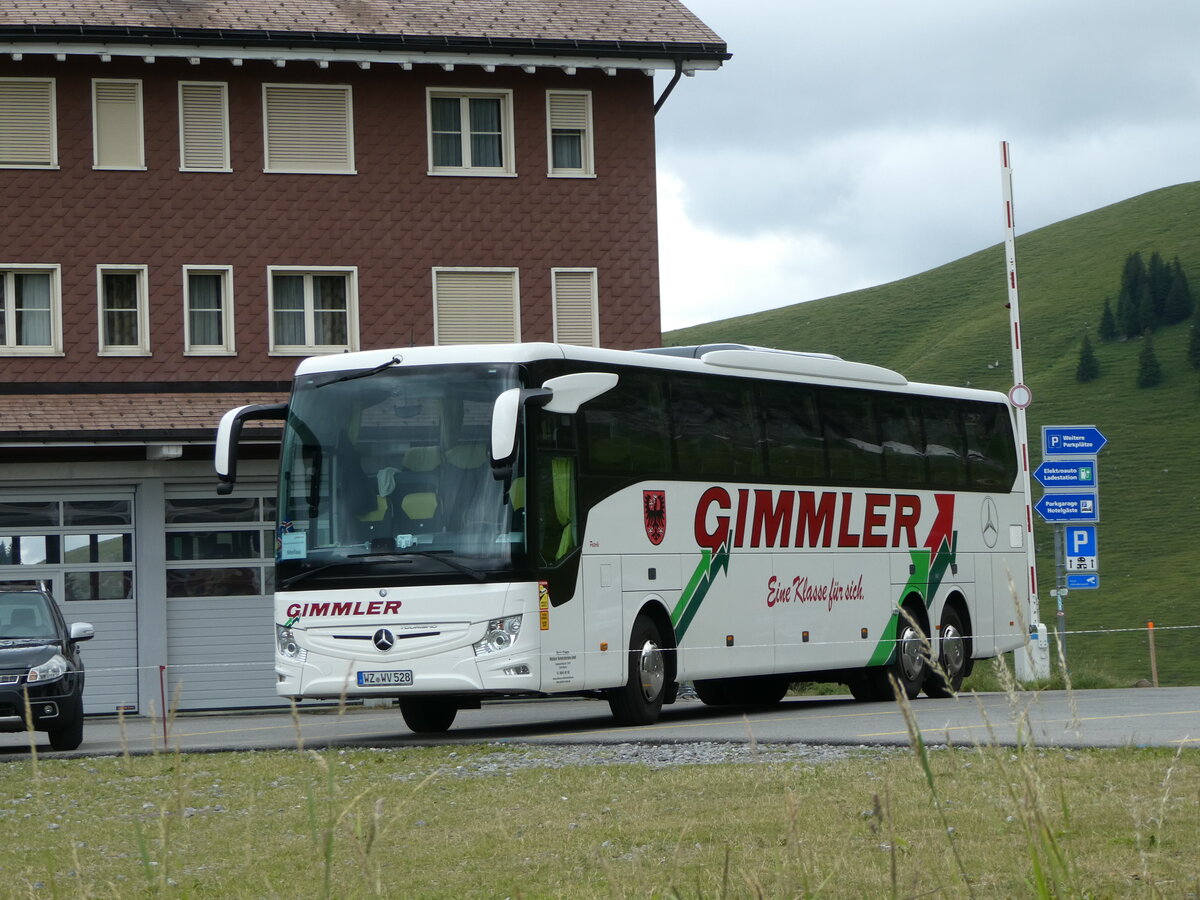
[964,402,1018,489]
[579,372,670,475]
[669,375,762,479]
[821,389,883,485]
[760,382,825,483]
[536,455,577,564]
[923,399,968,487]
[877,395,927,488]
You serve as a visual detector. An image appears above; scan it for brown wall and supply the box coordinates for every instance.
[1,56,661,384]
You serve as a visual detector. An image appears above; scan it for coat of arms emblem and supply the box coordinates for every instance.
[643,490,666,545]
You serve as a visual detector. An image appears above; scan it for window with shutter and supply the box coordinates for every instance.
[179,82,230,171]
[93,80,144,170]
[552,269,599,346]
[0,79,56,168]
[433,269,520,344]
[427,89,515,176]
[263,85,354,174]
[268,267,358,353]
[97,265,150,356]
[184,266,235,354]
[546,91,593,177]
[0,265,62,355]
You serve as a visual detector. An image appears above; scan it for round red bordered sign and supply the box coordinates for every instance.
[1008,383,1032,408]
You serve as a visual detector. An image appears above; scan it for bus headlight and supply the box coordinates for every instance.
[276,625,303,660]
[473,616,522,656]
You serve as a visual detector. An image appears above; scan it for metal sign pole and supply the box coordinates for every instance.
[1052,524,1067,672]
[1000,142,1043,652]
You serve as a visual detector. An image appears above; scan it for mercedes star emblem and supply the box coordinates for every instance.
[373,629,395,652]
[980,497,1000,549]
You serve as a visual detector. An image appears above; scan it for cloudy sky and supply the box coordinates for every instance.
[654,0,1200,331]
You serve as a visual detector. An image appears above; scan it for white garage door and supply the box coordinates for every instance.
[0,495,139,715]
[164,488,282,710]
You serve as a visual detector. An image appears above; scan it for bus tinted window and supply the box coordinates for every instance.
[670,375,762,479]
[877,395,927,486]
[759,381,825,482]
[580,371,670,475]
[964,403,1018,489]
[821,389,883,484]
[923,399,968,487]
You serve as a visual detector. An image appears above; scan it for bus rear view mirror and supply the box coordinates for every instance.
[215,402,288,494]
[490,372,618,476]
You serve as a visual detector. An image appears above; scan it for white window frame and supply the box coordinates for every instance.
[182,265,235,355]
[96,264,150,356]
[267,266,359,355]
[546,90,595,178]
[551,267,600,346]
[178,81,231,172]
[0,264,63,356]
[262,84,355,175]
[0,78,58,169]
[92,79,145,170]
[426,88,516,177]
[432,267,521,345]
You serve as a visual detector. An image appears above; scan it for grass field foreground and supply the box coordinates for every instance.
[1,720,1197,898]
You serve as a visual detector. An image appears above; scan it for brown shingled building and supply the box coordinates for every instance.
[0,1,726,715]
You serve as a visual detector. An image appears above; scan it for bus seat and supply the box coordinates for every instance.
[508,476,526,511]
[400,492,438,522]
[445,443,487,470]
[403,446,442,472]
[357,495,388,523]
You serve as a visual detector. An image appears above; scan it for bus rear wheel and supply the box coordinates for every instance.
[607,615,666,726]
[924,607,968,698]
[869,609,927,700]
[695,675,789,708]
[399,698,457,734]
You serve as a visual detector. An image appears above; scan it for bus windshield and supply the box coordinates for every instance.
[276,363,525,587]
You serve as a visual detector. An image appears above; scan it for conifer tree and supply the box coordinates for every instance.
[1075,333,1100,382]
[1136,279,1157,333]
[1187,314,1200,370]
[1117,251,1147,339]
[1098,296,1118,341]
[1137,331,1164,388]
[1147,251,1170,321]
[1163,257,1195,325]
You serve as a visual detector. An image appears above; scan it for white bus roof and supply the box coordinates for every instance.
[293,343,1009,405]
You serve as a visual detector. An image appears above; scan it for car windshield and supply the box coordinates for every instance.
[276,362,526,586]
[0,591,57,641]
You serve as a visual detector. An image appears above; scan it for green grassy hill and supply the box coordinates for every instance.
[665,181,1200,686]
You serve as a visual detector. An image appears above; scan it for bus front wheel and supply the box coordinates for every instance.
[399,698,457,733]
[607,615,666,726]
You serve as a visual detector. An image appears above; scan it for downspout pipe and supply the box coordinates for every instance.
[653,57,684,115]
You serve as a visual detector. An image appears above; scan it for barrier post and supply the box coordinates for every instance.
[1147,622,1159,688]
[159,665,168,745]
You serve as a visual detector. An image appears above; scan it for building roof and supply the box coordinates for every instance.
[0,391,286,444]
[0,1,728,64]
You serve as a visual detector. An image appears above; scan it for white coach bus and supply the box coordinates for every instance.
[215,343,1029,732]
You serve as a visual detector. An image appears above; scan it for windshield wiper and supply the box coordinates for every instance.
[346,550,488,582]
[316,355,401,388]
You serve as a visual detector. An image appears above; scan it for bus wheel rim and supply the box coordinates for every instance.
[637,640,665,702]
[899,625,924,682]
[942,623,965,674]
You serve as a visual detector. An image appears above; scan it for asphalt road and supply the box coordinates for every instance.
[2,687,1197,760]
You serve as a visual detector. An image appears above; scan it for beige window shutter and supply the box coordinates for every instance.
[180,83,229,170]
[264,85,352,172]
[435,270,519,344]
[553,270,598,346]
[548,92,589,131]
[94,80,143,168]
[0,80,55,166]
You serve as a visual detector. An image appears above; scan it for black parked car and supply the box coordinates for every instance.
[0,589,94,751]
